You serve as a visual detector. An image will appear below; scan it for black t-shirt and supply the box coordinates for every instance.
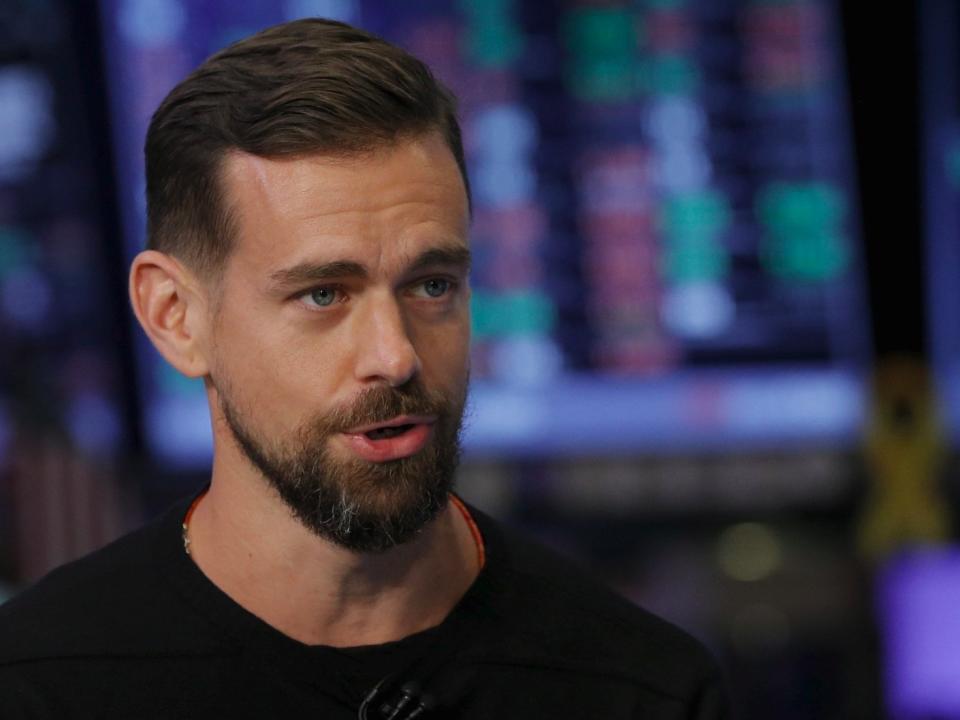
[0,492,729,718]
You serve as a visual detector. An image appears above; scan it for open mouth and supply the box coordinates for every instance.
[365,424,415,440]
[341,416,436,462]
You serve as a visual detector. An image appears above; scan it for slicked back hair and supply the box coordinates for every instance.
[145,18,468,277]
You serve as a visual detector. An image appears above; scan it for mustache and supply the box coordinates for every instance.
[318,380,455,435]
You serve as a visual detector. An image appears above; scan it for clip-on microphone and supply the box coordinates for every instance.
[358,675,438,719]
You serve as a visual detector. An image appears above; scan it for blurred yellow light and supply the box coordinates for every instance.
[716,522,782,582]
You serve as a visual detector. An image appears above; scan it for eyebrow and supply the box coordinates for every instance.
[404,245,472,276]
[268,260,368,290]
[267,245,471,292]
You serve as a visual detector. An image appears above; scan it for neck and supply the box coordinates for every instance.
[187,457,480,647]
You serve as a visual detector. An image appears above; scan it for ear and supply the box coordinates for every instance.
[129,250,212,378]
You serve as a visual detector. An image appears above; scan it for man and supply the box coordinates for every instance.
[0,18,728,719]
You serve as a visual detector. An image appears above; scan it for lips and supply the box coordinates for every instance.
[339,415,437,462]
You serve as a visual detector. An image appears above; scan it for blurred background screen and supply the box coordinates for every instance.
[924,0,960,447]
[96,0,870,467]
[879,549,960,720]
[0,0,132,590]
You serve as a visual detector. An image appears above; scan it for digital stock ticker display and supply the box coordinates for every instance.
[97,0,869,466]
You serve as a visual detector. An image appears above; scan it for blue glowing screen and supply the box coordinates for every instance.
[97,0,870,466]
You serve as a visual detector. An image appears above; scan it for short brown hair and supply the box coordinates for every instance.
[145,18,468,275]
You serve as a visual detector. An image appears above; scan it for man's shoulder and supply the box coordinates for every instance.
[472,508,722,701]
[0,500,202,665]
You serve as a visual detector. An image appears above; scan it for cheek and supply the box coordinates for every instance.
[210,308,313,410]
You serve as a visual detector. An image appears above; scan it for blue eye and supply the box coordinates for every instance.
[308,287,338,307]
[423,278,450,298]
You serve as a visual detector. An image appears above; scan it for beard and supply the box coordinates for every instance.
[216,376,467,554]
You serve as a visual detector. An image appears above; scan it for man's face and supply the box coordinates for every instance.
[206,133,471,553]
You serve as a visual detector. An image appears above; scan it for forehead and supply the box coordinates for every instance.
[219,134,469,275]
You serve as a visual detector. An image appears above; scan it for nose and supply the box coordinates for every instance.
[353,294,421,387]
